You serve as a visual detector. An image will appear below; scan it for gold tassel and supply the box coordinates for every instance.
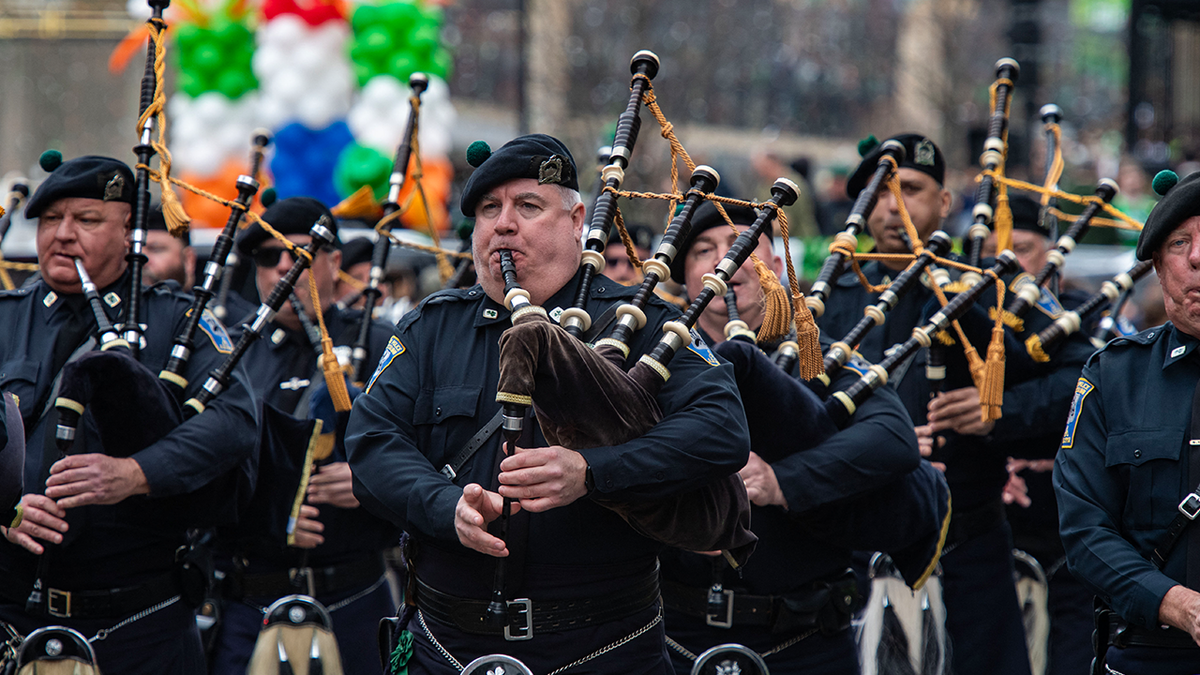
[791,294,823,380]
[935,329,957,346]
[989,305,1025,332]
[979,325,1006,421]
[332,185,384,221]
[321,337,353,412]
[994,191,1013,254]
[308,268,352,412]
[160,183,192,237]
[756,264,791,343]
[1025,333,1050,363]
[941,280,974,294]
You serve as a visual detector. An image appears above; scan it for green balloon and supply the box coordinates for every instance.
[174,24,203,55]
[387,52,416,82]
[429,50,452,80]
[193,44,224,74]
[360,26,395,55]
[407,25,439,58]
[334,144,392,201]
[351,4,380,34]
[380,1,421,28]
[216,69,256,99]
[177,71,202,98]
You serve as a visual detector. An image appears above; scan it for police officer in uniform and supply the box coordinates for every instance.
[659,201,930,674]
[0,154,256,674]
[817,133,1043,675]
[346,134,749,674]
[207,197,398,674]
[1055,170,1200,674]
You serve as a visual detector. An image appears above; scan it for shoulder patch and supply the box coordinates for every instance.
[365,335,405,393]
[687,330,720,367]
[1034,286,1065,319]
[1062,377,1094,449]
[196,308,233,354]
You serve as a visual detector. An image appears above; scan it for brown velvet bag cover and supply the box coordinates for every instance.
[496,309,757,566]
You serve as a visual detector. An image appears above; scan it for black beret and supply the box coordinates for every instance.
[340,237,374,271]
[1137,170,1200,261]
[669,200,762,283]
[847,133,945,199]
[1007,194,1047,236]
[607,222,655,252]
[145,203,190,246]
[236,196,339,255]
[460,134,579,217]
[25,155,136,218]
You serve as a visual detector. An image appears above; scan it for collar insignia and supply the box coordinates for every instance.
[43,291,57,307]
[914,139,936,167]
[279,377,310,391]
[271,328,286,344]
[103,173,125,201]
[1172,345,1186,358]
[538,155,565,185]
[483,308,498,319]
[103,292,121,307]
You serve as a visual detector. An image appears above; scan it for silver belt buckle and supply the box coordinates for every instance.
[47,588,71,618]
[706,588,735,628]
[1178,492,1200,520]
[504,598,533,641]
[289,567,316,596]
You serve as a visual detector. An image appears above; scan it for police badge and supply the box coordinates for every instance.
[538,155,565,185]
[914,139,936,167]
[103,173,125,201]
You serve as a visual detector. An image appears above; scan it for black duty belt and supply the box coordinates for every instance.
[415,568,660,640]
[660,571,857,635]
[947,498,1006,547]
[229,554,386,599]
[1110,620,1200,650]
[0,572,180,620]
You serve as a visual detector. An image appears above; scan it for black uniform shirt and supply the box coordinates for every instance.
[662,329,920,595]
[0,271,257,589]
[228,305,399,571]
[346,271,749,600]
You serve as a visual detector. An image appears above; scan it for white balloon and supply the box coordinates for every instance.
[296,95,342,130]
[257,95,294,131]
[126,0,151,20]
[176,138,225,177]
[252,44,287,81]
[167,92,192,120]
[192,91,232,127]
[419,125,452,159]
[265,70,308,106]
[360,75,406,111]
[259,14,308,51]
[309,21,350,56]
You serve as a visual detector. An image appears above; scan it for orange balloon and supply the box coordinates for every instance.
[397,156,452,234]
[177,160,269,230]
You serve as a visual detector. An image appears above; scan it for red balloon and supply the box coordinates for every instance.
[261,0,346,26]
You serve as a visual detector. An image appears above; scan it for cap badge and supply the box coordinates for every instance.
[103,173,125,201]
[538,155,565,185]
[914,140,936,167]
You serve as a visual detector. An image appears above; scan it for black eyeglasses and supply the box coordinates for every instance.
[252,245,325,268]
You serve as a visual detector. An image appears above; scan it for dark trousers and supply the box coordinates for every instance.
[1105,644,1200,675]
[0,599,204,675]
[407,602,674,675]
[941,521,1033,675]
[1045,563,1095,675]
[207,577,394,675]
[666,626,857,675]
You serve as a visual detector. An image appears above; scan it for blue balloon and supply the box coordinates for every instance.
[270,120,355,208]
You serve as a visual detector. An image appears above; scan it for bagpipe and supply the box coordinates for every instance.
[349,72,429,386]
[962,58,1020,278]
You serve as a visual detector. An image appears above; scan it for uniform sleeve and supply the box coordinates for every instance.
[346,325,462,545]
[578,346,750,500]
[775,369,920,513]
[1053,360,1178,629]
[133,315,259,498]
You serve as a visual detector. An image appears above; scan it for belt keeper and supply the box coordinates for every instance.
[706,584,734,628]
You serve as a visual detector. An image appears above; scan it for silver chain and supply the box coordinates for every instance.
[545,608,661,675]
[417,610,464,671]
[416,607,662,675]
[665,625,816,662]
[248,576,389,615]
[89,595,181,642]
